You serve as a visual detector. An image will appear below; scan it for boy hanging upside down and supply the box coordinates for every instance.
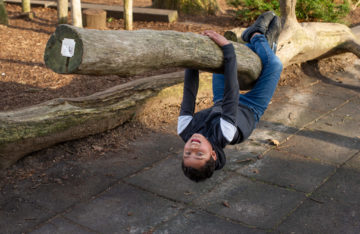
[178,12,283,182]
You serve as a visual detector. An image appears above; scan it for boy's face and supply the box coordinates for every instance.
[183,133,217,169]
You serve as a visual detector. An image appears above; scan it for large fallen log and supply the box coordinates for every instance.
[0,72,184,169]
[44,24,262,90]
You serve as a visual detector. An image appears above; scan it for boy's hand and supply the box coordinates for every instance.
[202,30,230,47]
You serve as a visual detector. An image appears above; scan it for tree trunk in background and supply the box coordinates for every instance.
[152,0,178,9]
[71,0,82,27]
[124,0,133,30]
[57,0,68,24]
[0,0,8,25]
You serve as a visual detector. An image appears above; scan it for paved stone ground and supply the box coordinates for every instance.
[1,58,360,234]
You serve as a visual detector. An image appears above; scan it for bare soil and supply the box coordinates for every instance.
[0,1,359,188]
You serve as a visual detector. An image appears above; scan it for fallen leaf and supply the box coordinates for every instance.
[268,139,280,146]
[54,178,63,184]
[184,191,192,195]
[222,201,230,208]
[236,158,255,164]
[252,169,259,174]
[92,145,103,151]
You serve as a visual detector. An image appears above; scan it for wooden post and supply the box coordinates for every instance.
[57,0,68,24]
[71,0,82,28]
[21,0,30,13]
[21,0,34,19]
[124,0,133,30]
[83,8,107,29]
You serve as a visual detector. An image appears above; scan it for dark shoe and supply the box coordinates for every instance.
[241,11,276,43]
[265,15,282,52]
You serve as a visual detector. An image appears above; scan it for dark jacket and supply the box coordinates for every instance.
[177,44,256,170]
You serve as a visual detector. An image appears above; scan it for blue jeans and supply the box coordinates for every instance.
[212,34,283,123]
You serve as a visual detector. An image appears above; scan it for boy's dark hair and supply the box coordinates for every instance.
[181,157,216,182]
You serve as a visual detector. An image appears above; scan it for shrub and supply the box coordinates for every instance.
[227,0,350,23]
[296,0,350,23]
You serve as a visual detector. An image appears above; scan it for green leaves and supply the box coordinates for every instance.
[228,0,350,23]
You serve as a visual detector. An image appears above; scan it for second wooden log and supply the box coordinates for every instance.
[83,8,107,30]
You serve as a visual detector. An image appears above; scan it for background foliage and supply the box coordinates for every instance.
[227,0,351,23]
[152,0,219,15]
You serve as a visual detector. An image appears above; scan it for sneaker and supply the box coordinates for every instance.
[241,11,276,43]
[265,15,282,52]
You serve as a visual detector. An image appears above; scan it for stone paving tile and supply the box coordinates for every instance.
[125,155,229,203]
[310,152,360,204]
[64,182,183,234]
[308,97,360,139]
[79,132,183,180]
[335,96,360,116]
[0,195,54,234]
[14,133,183,215]
[238,150,336,193]
[307,81,359,100]
[155,209,266,234]
[30,217,97,234]
[20,161,116,213]
[223,146,262,172]
[223,120,299,172]
[277,153,360,233]
[193,174,305,229]
[283,89,347,112]
[273,76,351,112]
[260,101,324,129]
[279,126,359,164]
[255,120,298,140]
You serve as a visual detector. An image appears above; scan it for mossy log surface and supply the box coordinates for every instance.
[0,71,184,169]
[44,24,262,90]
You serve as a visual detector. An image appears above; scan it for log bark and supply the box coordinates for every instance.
[44,24,262,90]
[0,72,184,169]
[225,0,360,68]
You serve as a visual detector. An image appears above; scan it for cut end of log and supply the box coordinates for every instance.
[44,24,83,74]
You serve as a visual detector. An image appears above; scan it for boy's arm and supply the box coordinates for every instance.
[203,31,238,142]
[221,44,239,125]
[177,69,199,135]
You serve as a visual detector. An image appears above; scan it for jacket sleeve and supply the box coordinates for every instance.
[178,69,199,135]
[180,69,199,116]
[220,44,239,142]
